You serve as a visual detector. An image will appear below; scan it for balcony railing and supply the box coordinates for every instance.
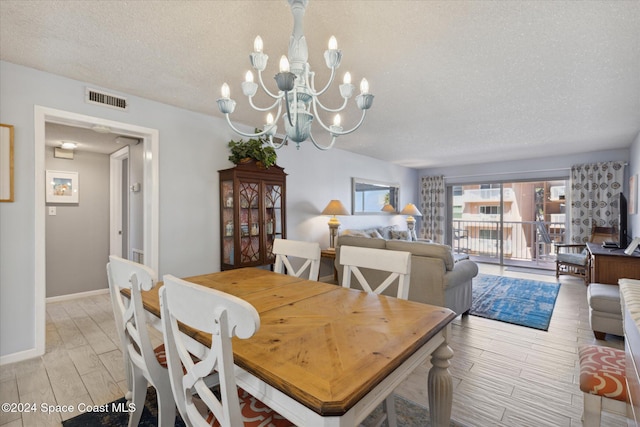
[452,219,565,268]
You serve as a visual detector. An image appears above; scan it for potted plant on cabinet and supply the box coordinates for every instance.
[227,132,277,169]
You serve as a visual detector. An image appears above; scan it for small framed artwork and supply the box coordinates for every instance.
[46,170,79,203]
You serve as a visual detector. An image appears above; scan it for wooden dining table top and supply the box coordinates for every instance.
[134,268,456,416]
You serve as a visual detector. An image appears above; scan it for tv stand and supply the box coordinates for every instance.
[586,242,640,285]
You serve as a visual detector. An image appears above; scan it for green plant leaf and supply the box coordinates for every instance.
[227,131,277,168]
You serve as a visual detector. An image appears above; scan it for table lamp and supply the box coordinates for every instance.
[400,203,422,240]
[381,203,396,213]
[321,199,350,249]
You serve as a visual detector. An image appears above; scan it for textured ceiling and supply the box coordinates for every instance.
[1,1,639,168]
[45,123,136,155]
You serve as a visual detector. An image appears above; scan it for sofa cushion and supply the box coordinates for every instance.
[389,230,411,241]
[386,240,455,271]
[341,229,371,238]
[557,252,588,266]
[361,227,386,238]
[588,283,621,313]
[336,235,387,249]
[378,225,398,240]
[341,226,396,239]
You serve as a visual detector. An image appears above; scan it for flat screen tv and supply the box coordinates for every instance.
[619,192,628,247]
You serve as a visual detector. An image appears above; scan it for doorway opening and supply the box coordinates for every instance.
[448,179,568,269]
[34,106,159,357]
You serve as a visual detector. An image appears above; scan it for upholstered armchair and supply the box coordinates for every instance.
[555,244,591,284]
[555,225,616,284]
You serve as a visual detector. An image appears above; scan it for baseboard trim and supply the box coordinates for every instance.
[0,347,43,366]
[46,288,109,303]
[1,289,110,365]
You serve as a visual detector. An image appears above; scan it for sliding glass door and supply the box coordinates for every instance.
[450,179,567,268]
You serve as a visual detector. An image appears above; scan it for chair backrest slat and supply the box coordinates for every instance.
[107,255,162,377]
[591,224,616,244]
[273,238,321,280]
[160,274,260,427]
[339,246,412,300]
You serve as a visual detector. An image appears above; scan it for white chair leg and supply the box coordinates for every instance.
[583,392,602,427]
[124,353,133,402]
[383,395,398,427]
[156,385,176,427]
[128,370,147,427]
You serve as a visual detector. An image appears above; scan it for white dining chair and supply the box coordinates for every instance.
[159,274,294,427]
[339,245,412,427]
[273,238,321,280]
[107,255,176,427]
[340,245,412,300]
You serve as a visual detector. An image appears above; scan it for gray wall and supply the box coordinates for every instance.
[0,60,417,359]
[45,147,110,297]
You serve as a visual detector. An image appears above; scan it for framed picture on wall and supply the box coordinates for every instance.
[46,170,79,203]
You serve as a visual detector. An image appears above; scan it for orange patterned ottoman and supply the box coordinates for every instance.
[578,344,627,402]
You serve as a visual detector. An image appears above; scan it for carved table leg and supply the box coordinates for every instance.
[428,326,454,427]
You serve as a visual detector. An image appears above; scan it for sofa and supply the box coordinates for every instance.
[334,234,479,315]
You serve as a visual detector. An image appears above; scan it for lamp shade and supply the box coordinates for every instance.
[400,203,422,217]
[321,200,350,216]
[381,203,396,213]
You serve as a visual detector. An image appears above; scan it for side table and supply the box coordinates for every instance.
[586,242,640,285]
[320,249,338,282]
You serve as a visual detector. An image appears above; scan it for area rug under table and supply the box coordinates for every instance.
[62,387,465,426]
[470,273,560,331]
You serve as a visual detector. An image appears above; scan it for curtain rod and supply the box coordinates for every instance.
[444,162,628,180]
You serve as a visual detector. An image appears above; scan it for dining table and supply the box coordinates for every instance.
[133,267,456,427]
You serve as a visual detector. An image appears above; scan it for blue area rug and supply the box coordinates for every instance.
[470,274,560,331]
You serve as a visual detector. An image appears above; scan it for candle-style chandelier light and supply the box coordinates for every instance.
[216,0,374,151]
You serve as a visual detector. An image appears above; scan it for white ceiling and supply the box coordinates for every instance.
[1,1,639,168]
[45,123,138,155]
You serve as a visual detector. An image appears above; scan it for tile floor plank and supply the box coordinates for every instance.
[0,380,21,425]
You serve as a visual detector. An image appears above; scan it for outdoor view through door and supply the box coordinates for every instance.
[450,180,568,269]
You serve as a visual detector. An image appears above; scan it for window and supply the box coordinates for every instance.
[448,178,569,266]
[479,229,498,239]
[480,206,500,215]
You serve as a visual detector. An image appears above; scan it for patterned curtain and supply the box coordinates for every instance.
[570,161,625,243]
[419,176,446,243]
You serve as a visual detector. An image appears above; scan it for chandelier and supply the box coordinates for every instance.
[216,0,374,151]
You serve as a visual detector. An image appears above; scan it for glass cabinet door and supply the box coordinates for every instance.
[264,183,283,263]
[221,180,234,265]
[239,181,261,264]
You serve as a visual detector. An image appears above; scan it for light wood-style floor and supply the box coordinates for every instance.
[0,264,628,427]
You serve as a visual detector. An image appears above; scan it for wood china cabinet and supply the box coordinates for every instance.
[219,161,286,270]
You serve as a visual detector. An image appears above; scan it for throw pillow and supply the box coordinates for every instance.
[379,225,399,239]
[341,229,370,238]
[390,230,411,241]
[369,230,384,239]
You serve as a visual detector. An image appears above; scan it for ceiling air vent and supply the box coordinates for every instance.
[85,88,128,111]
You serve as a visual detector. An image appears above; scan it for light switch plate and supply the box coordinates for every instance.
[48,207,56,215]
